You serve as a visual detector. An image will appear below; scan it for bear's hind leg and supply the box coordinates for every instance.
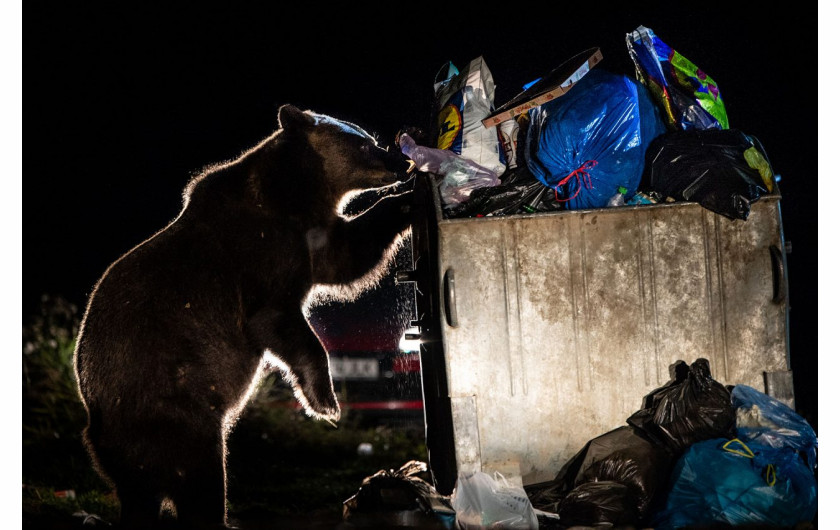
[116,481,164,529]
[169,430,228,529]
[88,430,165,528]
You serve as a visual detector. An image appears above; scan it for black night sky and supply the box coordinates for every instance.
[23,2,820,456]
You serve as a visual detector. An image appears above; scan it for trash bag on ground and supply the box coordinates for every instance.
[557,481,639,527]
[433,56,506,177]
[526,425,673,526]
[626,358,736,454]
[342,460,455,528]
[731,384,818,471]
[627,25,729,131]
[524,68,666,210]
[452,471,538,529]
[400,133,501,209]
[646,128,774,220]
[650,438,818,528]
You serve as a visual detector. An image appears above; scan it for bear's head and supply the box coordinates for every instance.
[278,104,410,199]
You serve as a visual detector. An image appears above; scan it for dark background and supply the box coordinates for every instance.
[24,5,818,430]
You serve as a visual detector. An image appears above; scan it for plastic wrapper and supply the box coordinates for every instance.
[527,425,672,526]
[627,25,729,131]
[731,384,818,471]
[400,133,501,209]
[498,119,519,169]
[651,438,817,528]
[646,129,773,220]
[626,358,736,454]
[524,68,665,210]
[342,460,455,528]
[452,471,538,529]
[434,56,506,177]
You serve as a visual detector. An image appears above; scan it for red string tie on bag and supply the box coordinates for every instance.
[554,160,598,203]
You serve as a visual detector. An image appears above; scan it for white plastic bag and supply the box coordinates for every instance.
[452,471,538,529]
[433,56,506,177]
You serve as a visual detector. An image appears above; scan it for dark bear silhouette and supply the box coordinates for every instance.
[73,105,413,528]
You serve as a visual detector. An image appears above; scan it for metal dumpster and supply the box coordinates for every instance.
[405,173,792,495]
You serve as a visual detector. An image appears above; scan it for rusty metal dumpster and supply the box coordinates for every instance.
[405,173,792,495]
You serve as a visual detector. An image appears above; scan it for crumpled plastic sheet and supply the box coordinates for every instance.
[731,384,818,471]
[400,133,500,209]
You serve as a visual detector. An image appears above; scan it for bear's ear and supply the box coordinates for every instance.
[278,104,315,131]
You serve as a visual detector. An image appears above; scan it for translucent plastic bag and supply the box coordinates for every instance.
[400,133,501,209]
[731,384,818,471]
[652,438,817,528]
[452,471,538,529]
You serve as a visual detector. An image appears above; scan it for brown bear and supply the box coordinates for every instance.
[73,104,413,528]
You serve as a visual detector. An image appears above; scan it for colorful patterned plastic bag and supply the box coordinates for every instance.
[627,25,729,131]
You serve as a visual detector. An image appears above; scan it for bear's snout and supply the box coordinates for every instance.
[382,147,412,179]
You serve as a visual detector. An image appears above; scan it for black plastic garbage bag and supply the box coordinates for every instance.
[558,481,639,527]
[342,460,455,528]
[527,358,736,527]
[527,425,672,524]
[627,358,736,454]
[646,129,774,220]
[445,167,559,218]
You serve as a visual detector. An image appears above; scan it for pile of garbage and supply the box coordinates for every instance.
[344,25,812,529]
[400,25,776,222]
[343,359,818,528]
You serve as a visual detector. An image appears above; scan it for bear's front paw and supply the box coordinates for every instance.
[294,379,341,424]
[311,402,341,425]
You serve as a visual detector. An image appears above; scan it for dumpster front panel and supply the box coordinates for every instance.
[432,195,788,486]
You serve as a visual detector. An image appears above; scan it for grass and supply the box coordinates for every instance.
[225,374,428,520]
[22,296,120,527]
[22,295,429,528]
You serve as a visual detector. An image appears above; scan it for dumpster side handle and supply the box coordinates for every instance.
[770,245,786,304]
[444,267,458,327]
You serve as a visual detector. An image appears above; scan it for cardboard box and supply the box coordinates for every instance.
[481,47,603,128]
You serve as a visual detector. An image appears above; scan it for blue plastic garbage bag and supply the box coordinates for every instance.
[731,384,818,471]
[524,68,665,210]
[651,438,817,529]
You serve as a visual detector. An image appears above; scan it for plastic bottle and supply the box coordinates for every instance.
[626,191,656,205]
[607,186,628,207]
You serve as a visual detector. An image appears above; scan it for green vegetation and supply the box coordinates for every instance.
[22,296,119,526]
[22,296,428,527]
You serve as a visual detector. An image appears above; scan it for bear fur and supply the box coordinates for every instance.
[73,105,413,528]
